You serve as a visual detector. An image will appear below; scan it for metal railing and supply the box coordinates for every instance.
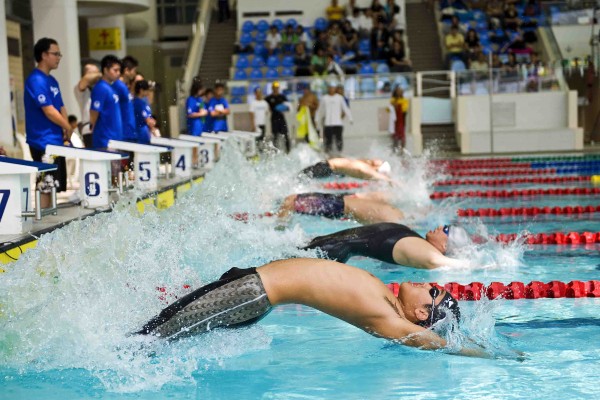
[455,65,565,95]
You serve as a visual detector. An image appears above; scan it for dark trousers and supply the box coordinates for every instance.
[324,126,343,153]
[256,125,266,142]
[82,134,93,148]
[30,147,67,192]
[218,0,230,22]
[272,118,290,153]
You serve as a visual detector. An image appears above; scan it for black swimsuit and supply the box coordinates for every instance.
[302,223,423,264]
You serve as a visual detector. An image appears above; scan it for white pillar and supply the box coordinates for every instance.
[0,1,14,148]
[87,15,127,60]
[30,0,81,119]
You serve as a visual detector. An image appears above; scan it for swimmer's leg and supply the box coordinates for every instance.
[343,197,404,224]
[301,235,353,262]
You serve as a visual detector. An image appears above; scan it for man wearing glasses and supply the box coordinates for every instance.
[137,258,485,356]
[302,223,471,269]
[24,37,73,192]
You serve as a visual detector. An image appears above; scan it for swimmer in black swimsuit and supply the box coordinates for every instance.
[278,192,405,224]
[137,258,496,358]
[299,158,392,181]
[302,223,470,269]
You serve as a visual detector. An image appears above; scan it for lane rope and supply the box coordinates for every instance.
[457,205,600,217]
[431,187,600,199]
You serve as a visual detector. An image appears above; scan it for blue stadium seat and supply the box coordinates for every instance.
[272,19,284,31]
[240,33,253,47]
[360,77,376,93]
[286,18,298,28]
[265,68,279,78]
[256,19,269,32]
[255,31,267,43]
[376,63,390,73]
[242,20,255,33]
[280,67,294,77]
[266,55,280,68]
[314,17,327,32]
[230,96,244,104]
[451,60,466,71]
[281,55,295,67]
[254,43,266,57]
[250,68,263,79]
[393,75,410,91]
[358,39,370,57]
[473,10,486,21]
[235,55,249,69]
[251,56,265,68]
[231,86,247,96]
[359,64,375,75]
[249,83,261,94]
[234,69,248,80]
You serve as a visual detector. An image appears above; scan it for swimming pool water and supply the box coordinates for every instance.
[1,143,600,399]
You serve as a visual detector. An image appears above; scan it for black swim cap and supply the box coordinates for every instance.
[419,291,461,327]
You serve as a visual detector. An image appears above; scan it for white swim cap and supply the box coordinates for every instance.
[377,161,391,175]
[446,226,471,253]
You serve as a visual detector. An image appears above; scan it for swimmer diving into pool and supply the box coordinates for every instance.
[299,158,393,182]
[137,258,487,356]
[302,223,470,269]
[278,192,404,224]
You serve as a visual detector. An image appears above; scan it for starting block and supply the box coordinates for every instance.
[108,140,171,190]
[0,157,57,234]
[46,145,127,209]
[178,135,222,170]
[151,137,199,179]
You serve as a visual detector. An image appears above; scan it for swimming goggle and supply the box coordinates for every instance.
[428,286,441,326]
[443,225,450,235]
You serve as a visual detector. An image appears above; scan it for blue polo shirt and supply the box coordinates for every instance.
[113,79,136,141]
[186,95,206,136]
[208,97,229,132]
[90,79,123,148]
[133,97,152,144]
[24,68,65,151]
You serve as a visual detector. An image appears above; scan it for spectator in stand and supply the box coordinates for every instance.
[313,30,331,54]
[486,0,504,28]
[504,3,521,31]
[186,78,208,136]
[328,23,344,56]
[324,54,345,82]
[218,0,231,23]
[370,0,386,20]
[266,25,282,56]
[311,48,328,75]
[24,37,72,192]
[440,0,469,21]
[265,81,292,153]
[503,31,532,57]
[444,26,465,67]
[528,51,543,73]
[203,88,214,133]
[113,56,138,143]
[90,55,122,149]
[491,53,503,69]
[316,82,353,154]
[388,40,412,72]
[464,29,481,61]
[346,0,359,16]
[208,82,230,132]
[358,9,374,39]
[442,15,467,35]
[503,53,519,75]
[133,80,156,144]
[281,24,299,54]
[469,51,488,72]
[341,20,359,53]
[249,87,270,144]
[74,60,101,148]
[295,25,312,49]
[347,8,361,31]
[293,43,312,76]
[371,17,390,59]
[388,86,409,151]
[326,0,345,24]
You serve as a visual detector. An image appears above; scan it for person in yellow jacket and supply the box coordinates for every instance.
[388,86,409,151]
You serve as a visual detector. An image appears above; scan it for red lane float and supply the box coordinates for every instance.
[449,168,557,176]
[495,232,600,244]
[431,187,600,199]
[434,176,590,186]
[422,280,600,300]
[322,181,369,190]
[457,205,600,217]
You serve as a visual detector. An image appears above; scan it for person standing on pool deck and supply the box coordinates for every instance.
[208,82,230,133]
[136,258,489,357]
[265,81,292,153]
[112,56,138,143]
[302,223,470,269]
[186,78,207,136]
[90,55,123,149]
[316,82,353,154]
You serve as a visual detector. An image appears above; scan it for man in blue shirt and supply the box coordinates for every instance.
[186,78,207,136]
[112,56,138,142]
[133,80,156,144]
[24,37,72,192]
[208,82,230,132]
[203,88,214,133]
[90,55,123,149]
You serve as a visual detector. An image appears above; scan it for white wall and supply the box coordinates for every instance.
[552,25,593,60]
[0,0,13,150]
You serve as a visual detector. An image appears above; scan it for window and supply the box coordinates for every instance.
[156,0,199,26]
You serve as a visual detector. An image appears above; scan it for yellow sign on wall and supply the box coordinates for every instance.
[88,27,122,51]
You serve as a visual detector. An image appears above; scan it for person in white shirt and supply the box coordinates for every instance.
[316,82,353,154]
[74,60,101,148]
[324,54,345,83]
[249,87,270,145]
[266,25,282,55]
[357,9,374,38]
